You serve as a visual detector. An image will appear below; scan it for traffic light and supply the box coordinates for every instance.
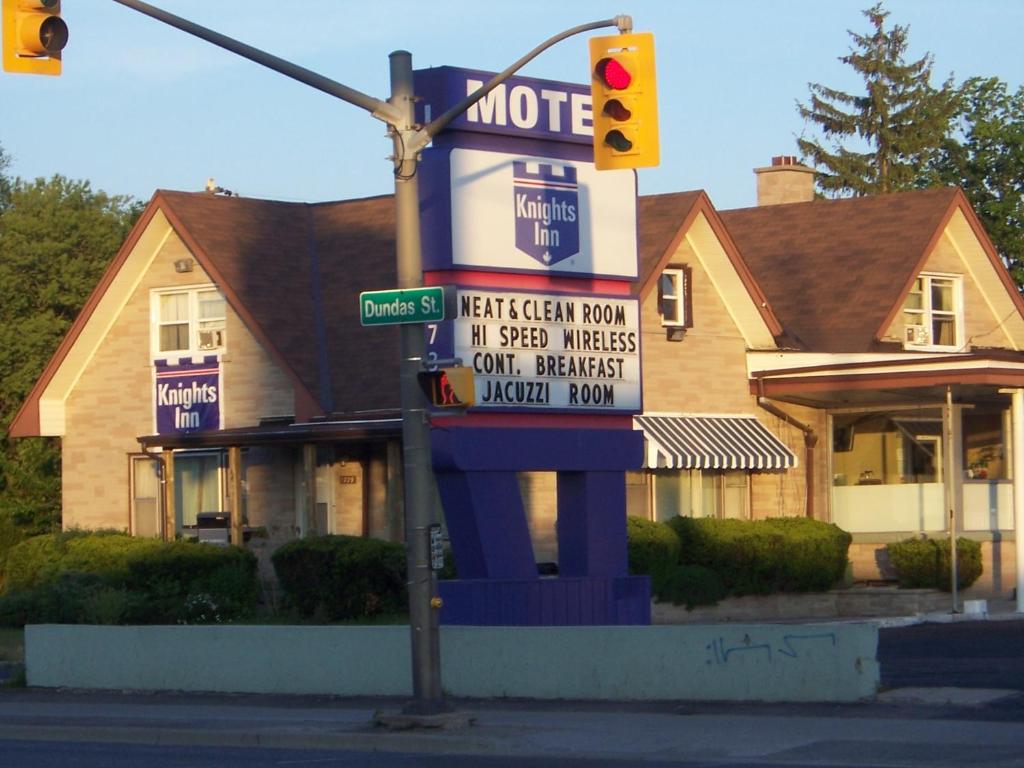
[589,32,659,170]
[2,0,67,76]
[418,367,475,409]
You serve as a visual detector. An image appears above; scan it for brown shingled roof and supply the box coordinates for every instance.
[719,187,961,352]
[158,191,401,418]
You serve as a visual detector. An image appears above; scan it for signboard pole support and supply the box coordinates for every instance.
[390,50,445,715]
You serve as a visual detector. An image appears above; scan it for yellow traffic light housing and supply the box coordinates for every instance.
[418,367,475,409]
[589,32,659,170]
[2,0,67,76]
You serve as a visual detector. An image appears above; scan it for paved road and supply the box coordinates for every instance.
[0,740,840,768]
[879,619,1024,690]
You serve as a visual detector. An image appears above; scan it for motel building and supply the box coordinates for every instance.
[9,69,1024,610]
[9,155,1024,602]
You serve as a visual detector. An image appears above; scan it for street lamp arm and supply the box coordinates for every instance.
[110,0,404,125]
[409,15,632,154]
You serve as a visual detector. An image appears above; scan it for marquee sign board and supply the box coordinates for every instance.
[427,288,641,413]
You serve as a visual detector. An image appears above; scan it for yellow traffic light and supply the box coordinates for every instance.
[589,32,659,170]
[418,367,475,409]
[2,0,67,76]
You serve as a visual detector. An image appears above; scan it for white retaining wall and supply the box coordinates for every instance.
[26,622,879,702]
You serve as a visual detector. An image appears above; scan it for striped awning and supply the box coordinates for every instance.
[633,414,798,470]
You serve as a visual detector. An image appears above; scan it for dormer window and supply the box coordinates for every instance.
[659,265,692,340]
[901,273,962,350]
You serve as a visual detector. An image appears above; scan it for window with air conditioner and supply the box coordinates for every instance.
[152,286,226,358]
[900,273,962,350]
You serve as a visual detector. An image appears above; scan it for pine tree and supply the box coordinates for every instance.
[797,3,959,196]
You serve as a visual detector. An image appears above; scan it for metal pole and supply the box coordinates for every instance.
[389,50,444,713]
[1013,389,1024,612]
[944,387,959,613]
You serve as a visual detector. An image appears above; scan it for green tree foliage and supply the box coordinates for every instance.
[797,3,958,196]
[928,77,1024,284]
[0,150,141,535]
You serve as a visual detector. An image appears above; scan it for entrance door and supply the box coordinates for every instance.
[332,455,365,535]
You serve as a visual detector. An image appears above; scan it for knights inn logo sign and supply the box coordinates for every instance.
[155,357,221,434]
[513,160,580,267]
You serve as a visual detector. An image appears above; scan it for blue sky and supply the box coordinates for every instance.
[1,1,1021,211]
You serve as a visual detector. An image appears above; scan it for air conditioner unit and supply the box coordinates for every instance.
[197,329,223,350]
[904,324,929,345]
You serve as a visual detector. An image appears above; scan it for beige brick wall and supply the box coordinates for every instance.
[640,240,810,520]
[881,227,1014,350]
[62,227,298,532]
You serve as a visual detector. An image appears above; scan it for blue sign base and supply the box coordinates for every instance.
[432,426,649,626]
[439,575,651,626]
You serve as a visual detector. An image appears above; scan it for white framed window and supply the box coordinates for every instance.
[652,469,749,521]
[659,266,690,328]
[151,285,226,358]
[129,454,163,538]
[901,273,962,350]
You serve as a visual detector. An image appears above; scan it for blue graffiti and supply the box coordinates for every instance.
[706,631,838,666]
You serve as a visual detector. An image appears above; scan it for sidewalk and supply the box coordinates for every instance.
[0,687,1022,766]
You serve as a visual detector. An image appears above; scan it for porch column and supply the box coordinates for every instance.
[1013,389,1024,613]
[942,390,965,611]
[228,446,244,546]
[301,444,316,537]
[162,450,175,541]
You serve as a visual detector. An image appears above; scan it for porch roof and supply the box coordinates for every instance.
[137,416,402,450]
[749,350,1024,409]
[633,414,797,471]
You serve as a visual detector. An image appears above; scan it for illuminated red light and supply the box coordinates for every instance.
[595,57,631,90]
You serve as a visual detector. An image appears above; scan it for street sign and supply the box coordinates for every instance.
[359,286,447,326]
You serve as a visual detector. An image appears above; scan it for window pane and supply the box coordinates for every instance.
[160,293,189,322]
[654,471,692,520]
[903,279,923,310]
[662,297,680,324]
[700,473,718,518]
[159,323,189,351]
[660,272,678,299]
[931,280,954,312]
[198,291,224,320]
[131,457,162,538]
[933,317,955,346]
[175,454,222,529]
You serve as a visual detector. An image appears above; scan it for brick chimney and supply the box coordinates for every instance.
[754,156,815,205]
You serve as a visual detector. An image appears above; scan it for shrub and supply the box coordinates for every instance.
[124,541,259,623]
[666,516,852,597]
[626,516,680,579]
[0,532,259,625]
[654,563,728,609]
[0,515,25,593]
[3,528,139,594]
[886,537,983,591]
[272,535,407,621]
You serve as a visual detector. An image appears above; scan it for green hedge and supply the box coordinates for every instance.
[625,515,852,608]
[626,516,680,579]
[886,537,982,591]
[667,516,851,596]
[272,535,408,621]
[0,531,259,626]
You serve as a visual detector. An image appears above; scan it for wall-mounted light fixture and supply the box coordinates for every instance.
[174,258,194,273]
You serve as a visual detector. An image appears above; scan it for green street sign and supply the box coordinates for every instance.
[359,286,448,326]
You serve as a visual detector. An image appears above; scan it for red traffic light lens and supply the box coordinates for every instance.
[604,130,633,152]
[595,57,632,90]
[603,98,632,122]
